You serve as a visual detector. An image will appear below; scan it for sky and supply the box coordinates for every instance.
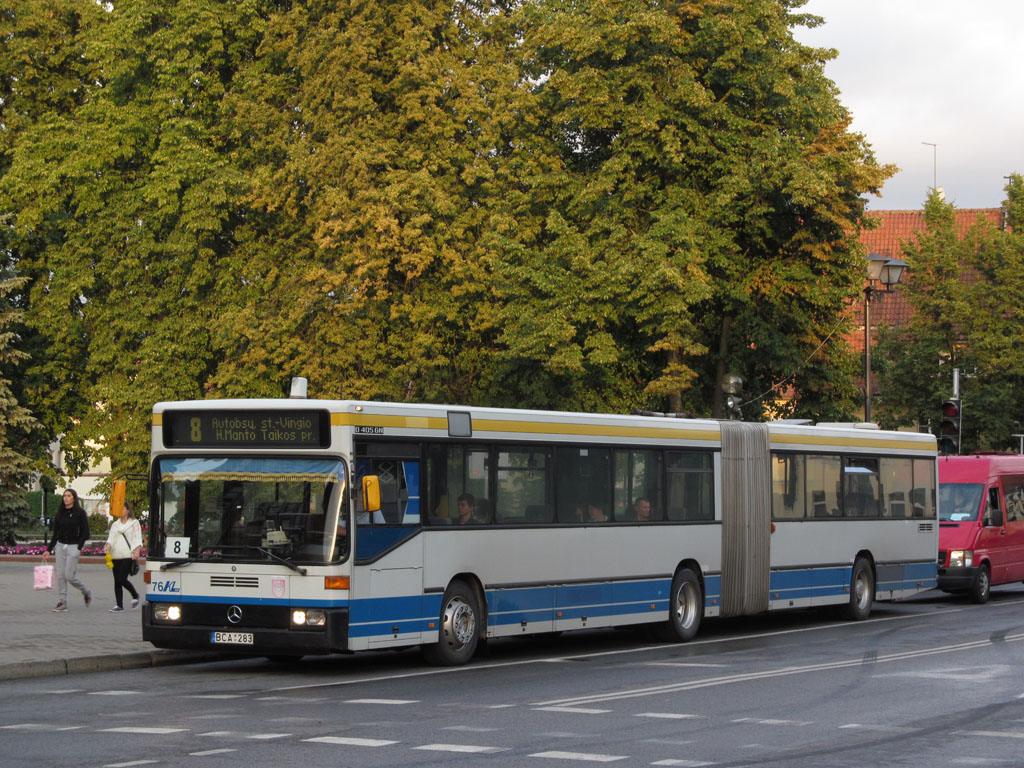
[793,1,1024,211]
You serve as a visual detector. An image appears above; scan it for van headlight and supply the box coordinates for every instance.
[153,604,182,623]
[949,550,973,568]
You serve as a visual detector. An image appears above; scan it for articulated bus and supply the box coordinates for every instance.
[142,382,938,665]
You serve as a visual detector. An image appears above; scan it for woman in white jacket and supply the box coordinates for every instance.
[102,501,143,612]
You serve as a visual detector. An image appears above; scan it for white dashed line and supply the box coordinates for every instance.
[535,706,612,714]
[414,743,507,753]
[103,762,159,767]
[958,730,1024,740]
[651,760,715,767]
[636,713,702,720]
[304,736,399,747]
[190,749,237,756]
[345,698,418,705]
[530,751,627,762]
[100,727,187,735]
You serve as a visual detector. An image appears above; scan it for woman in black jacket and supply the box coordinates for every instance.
[41,489,93,611]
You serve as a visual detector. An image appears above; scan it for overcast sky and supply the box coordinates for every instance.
[794,0,1024,211]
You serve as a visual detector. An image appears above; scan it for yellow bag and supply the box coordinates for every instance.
[104,552,114,569]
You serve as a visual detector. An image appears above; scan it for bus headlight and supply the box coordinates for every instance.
[291,609,326,628]
[949,550,973,568]
[153,604,182,623]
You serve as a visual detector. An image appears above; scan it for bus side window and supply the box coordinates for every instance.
[983,487,1003,527]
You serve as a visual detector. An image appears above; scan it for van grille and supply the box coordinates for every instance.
[209,576,259,589]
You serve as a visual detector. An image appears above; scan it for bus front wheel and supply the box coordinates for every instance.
[422,580,480,666]
[658,568,702,642]
[840,557,874,621]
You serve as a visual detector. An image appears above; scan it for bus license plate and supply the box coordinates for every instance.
[211,631,254,645]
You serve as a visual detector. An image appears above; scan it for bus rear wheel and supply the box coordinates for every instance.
[840,557,874,621]
[657,568,702,642]
[422,580,480,666]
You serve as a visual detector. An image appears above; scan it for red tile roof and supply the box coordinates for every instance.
[850,208,1006,343]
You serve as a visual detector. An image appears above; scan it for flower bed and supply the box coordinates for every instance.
[0,544,146,557]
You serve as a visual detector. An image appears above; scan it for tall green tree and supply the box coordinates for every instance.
[873,185,1019,450]
[489,0,890,418]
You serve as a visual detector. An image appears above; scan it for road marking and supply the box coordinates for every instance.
[645,662,728,668]
[535,707,612,714]
[304,736,399,747]
[414,743,506,753]
[444,725,502,732]
[247,733,291,740]
[840,724,912,732]
[190,750,237,756]
[636,713,702,720]
[90,691,142,696]
[534,631,1024,707]
[101,727,187,734]
[263,603,980,695]
[652,760,715,767]
[186,694,247,699]
[958,730,1024,740]
[531,750,627,762]
[732,717,811,726]
[103,762,159,767]
[345,698,418,705]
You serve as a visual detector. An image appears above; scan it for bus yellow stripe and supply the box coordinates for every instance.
[770,433,936,452]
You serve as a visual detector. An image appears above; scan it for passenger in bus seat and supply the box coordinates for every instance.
[456,493,484,524]
[586,502,608,523]
[632,497,652,522]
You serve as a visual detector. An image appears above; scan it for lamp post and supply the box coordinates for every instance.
[863,253,908,423]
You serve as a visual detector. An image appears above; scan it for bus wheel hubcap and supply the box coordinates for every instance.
[444,598,475,648]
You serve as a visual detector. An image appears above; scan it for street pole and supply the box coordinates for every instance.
[864,287,871,422]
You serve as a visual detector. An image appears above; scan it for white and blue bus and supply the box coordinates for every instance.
[142,380,938,665]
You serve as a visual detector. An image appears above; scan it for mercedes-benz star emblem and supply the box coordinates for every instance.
[227,605,243,624]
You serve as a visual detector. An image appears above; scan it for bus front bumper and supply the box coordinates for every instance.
[142,604,350,656]
[937,565,979,592]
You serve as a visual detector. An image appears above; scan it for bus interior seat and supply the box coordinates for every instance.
[475,498,493,524]
[811,491,829,517]
[525,504,552,523]
[888,491,906,518]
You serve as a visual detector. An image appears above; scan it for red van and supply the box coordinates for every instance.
[938,455,1024,603]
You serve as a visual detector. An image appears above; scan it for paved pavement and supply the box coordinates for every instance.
[0,559,220,681]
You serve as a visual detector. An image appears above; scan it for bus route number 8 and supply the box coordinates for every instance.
[190,417,202,442]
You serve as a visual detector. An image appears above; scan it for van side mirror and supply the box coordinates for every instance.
[361,476,381,514]
[984,487,1003,527]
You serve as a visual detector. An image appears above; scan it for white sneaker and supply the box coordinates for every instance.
[109,606,124,613]
[130,598,140,609]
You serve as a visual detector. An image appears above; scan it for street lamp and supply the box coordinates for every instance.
[863,253,908,423]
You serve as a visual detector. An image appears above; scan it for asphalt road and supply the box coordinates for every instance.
[3,586,1024,768]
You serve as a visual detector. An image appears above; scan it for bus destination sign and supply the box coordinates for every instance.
[163,410,330,449]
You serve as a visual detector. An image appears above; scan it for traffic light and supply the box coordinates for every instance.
[940,398,961,454]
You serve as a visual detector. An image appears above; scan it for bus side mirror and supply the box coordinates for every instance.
[362,476,381,513]
[110,480,127,518]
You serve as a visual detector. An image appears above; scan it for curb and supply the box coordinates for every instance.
[0,649,225,682]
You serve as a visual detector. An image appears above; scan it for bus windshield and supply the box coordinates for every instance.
[938,482,984,522]
[153,457,348,564]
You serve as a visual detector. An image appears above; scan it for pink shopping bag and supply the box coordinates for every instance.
[33,564,54,590]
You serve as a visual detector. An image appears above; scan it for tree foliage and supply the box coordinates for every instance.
[1,0,893,485]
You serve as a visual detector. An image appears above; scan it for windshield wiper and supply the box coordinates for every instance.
[160,559,192,571]
[250,546,308,576]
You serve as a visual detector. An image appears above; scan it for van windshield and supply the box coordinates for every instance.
[939,482,984,522]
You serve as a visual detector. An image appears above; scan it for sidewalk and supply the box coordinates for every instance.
[0,559,220,681]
